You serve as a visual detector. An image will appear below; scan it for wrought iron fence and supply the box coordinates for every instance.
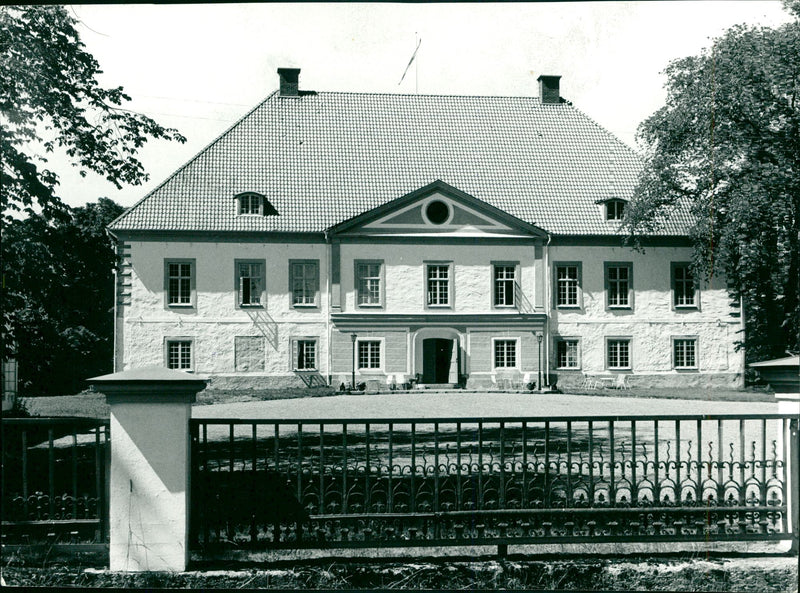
[1,417,110,544]
[190,413,798,551]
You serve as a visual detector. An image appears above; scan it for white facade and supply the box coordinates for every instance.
[115,186,744,390]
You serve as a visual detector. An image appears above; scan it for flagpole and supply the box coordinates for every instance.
[415,32,418,94]
[398,35,421,89]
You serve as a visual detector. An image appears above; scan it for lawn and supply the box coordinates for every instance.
[16,385,780,420]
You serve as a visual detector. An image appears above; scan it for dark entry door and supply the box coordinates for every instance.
[422,338,454,383]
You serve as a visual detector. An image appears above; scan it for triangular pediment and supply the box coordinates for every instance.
[329,181,547,239]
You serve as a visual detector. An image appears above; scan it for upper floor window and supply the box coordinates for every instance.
[606,199,626,221]
[356,260,383,307]
[493,263,517,308]
[165,259,195,308]
[290,260,319,307]
[427,263,451,307]
[605,262,632,309]
[672,263,697,308]
[236,260,264,307]
[555,263,581,308]
[235,192,278,216]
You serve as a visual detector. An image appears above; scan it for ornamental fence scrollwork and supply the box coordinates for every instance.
[1,418,110,544]
[190,414,798,551]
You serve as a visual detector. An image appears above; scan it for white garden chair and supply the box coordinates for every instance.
[581,373,599,389]
[613,374,631,390]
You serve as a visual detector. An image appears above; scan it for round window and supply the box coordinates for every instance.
[425,200,450,225]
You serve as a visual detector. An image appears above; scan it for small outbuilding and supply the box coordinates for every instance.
[749,355,799,393]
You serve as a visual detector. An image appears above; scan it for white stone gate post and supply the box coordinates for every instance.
[90,367,206,572]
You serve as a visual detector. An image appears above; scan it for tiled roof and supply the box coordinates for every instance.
[110,91,692,236]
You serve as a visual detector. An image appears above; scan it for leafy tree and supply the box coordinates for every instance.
[1,5,184,390]
[625,10,800,362]
[2,198,125,396]
[0,5,184,222]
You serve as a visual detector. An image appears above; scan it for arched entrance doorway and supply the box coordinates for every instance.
[412,328,462,385]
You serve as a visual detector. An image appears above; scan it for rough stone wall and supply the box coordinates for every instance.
[548,245,744,387]
[119,239,744,391]
[122,240,329,386]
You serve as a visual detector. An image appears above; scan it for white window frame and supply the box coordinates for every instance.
[238,193,263,215]
[165,338,194,371]
[235,259,265,308]
[492,337,520,370]
[672,336,699,370]
[605,262,633,310]
[555,263,582,308]
[355,260,384,308]
[425,262,453,308]
[492,262,518,309]
[164,259,196,309]
[292,338,319,371]
[356,338,384,372]
[289,260,320,308]
[606,337,632,370]
[672,262,698,309]
[555,338,581,370]
[606,199,626,221]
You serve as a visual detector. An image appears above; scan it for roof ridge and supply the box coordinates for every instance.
[109,90,280,229]
[309,90,553,101]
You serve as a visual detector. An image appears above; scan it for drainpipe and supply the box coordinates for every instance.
[324,230,333,386]
[544,234,552,386]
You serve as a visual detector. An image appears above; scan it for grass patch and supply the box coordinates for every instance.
[565,386,775,402]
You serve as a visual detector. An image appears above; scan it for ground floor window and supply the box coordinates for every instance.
[167,340,192,371]
[293,339,317,371]
[673,337,698,369]
[606,338,630,370]
[494,339,517,369]
[556,339,579,369]
[358,340,381,369]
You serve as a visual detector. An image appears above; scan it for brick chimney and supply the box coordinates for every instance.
[537,75,561,104]
[277,67,300,97]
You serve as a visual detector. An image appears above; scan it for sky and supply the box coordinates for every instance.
[48,1,794,209]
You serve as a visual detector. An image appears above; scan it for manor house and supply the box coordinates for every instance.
[107,68,744,390]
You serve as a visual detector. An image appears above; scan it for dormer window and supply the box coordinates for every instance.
[236,192,278,216]
[605,199,626,221]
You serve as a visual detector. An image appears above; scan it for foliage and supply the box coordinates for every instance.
[2,559,797,591]
[0,5,184,223]
[1,199,125,396]
[625,12,800,361]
